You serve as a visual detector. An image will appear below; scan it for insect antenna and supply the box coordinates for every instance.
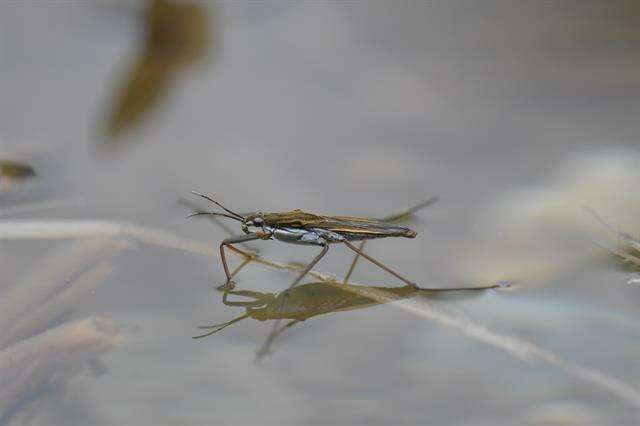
[192,313,250,339]
[191,191,245,220]
[186,211,243,222]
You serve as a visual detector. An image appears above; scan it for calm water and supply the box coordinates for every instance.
[2,1,640,424]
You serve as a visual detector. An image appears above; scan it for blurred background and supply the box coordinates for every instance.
[2,1,640,424]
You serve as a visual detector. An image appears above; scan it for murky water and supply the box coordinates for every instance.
[2,1,640,424]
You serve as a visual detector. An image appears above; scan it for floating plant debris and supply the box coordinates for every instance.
[0,160,35,180]
[0,160,36,193]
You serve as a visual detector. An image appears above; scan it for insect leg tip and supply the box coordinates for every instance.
[216,281,236,292]
[495,280,513,289]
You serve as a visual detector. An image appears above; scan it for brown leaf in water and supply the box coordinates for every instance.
[104,0,211,140]
[0,160,36,194]
[0,160,35,180]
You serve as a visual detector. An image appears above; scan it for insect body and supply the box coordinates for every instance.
[190,192,426,290]
[243,210,416,245]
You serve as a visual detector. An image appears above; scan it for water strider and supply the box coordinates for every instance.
[189,191,506,293]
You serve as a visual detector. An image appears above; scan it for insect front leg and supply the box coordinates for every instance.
[219,233,266,290]
[222,289,274,307]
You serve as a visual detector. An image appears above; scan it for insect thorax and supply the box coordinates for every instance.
[268,226,345,246]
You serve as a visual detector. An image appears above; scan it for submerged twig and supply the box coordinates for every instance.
[2,260,115,350]
[0,199,71,218]
[0,220,333,281]
[3,218,640,408]
[0,317,123,420]
[0,237,117,349]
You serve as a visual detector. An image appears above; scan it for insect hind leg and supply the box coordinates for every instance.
[342,240,420,289]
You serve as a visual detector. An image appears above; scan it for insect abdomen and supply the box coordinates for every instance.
[329,225,417,239]
[340,230,416,241]
[404,229,417,238]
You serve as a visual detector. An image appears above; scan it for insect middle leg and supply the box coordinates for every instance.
[343,240,366,284]
[222,289,273,307]
[256,244,330,359]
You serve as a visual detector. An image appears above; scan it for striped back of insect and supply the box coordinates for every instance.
[263,209,417,239]
[262,210,325,228]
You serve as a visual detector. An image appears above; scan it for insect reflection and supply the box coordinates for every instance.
[193,281,492,340]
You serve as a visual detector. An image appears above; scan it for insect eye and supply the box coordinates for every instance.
[253,217,264,226]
